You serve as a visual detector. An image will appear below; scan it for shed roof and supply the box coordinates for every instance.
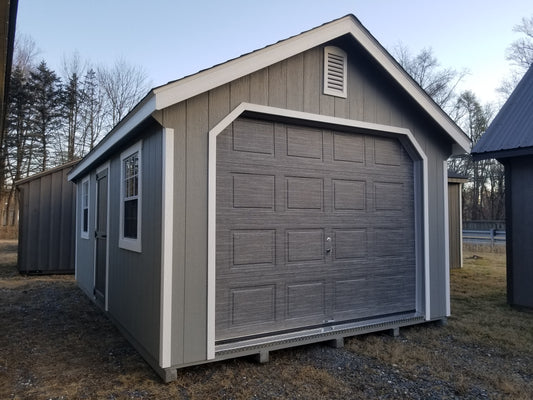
[68,14,470,181]
[472,65,533,160]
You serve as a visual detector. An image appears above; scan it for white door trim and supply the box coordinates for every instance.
[206,102,430,359]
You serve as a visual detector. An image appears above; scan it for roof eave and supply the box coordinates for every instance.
[67,93,157,181]
[69,14,470,182]
[472,146,533,161]
[154,15,470,153]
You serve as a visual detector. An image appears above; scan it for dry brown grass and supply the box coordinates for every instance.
[1,242,533,399]
[346,250,533,399]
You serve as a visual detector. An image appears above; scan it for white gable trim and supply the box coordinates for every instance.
[69,15,469,183]
[207,102,431,358]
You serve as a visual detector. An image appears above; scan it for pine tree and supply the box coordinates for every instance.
[63,72,81,161]
[28,61,62,171]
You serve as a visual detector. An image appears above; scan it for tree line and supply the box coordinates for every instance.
[396,15,533,222]
[0,36,150,226]
[1,16,532,228]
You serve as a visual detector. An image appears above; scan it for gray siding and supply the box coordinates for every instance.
[157,40,454,366]
[506,156,533,308]
[17,163,76,274]
[106,126,163,360]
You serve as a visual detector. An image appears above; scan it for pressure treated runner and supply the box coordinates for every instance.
[215,118,416,342]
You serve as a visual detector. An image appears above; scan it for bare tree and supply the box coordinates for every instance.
[393,44,467,114]
[97,58,150,128]
[499,15,533,101]
[506,16,533,71]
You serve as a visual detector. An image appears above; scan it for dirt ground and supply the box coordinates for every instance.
[1,241,532,399]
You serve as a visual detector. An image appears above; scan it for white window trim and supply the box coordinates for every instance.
[80,176,90,239]
[119,140,142,252]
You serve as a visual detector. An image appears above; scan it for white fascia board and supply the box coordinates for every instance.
[344,25,471,154]
[154,19,350,111]
[154,15,469,153]
[67,95,157,182]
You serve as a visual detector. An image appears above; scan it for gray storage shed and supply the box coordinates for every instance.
[472,64,533,310]
[16,160,77,274]
[68,15,470,381]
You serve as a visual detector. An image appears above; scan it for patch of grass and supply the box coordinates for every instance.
[346,250,533,398]
[1,245,533,399]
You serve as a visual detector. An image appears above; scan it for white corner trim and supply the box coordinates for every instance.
[423,158,431,321]
[160,128,174,368]
[443,161,451,317]
[206,102,432,357]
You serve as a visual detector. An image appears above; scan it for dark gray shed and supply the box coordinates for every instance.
[68,15,470,381]
[16,160,77,274]
[472,64,533,310]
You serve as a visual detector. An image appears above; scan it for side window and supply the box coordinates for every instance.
[119,141,142,252]
[81,177,89,239]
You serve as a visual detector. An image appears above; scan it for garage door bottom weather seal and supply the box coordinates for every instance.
[215,313,425,356]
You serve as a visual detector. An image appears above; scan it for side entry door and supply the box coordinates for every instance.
[94,168,108,307]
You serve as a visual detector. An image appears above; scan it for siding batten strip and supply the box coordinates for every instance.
[423,158,431,320]
[443,161,451,316]
[160,128,174,368]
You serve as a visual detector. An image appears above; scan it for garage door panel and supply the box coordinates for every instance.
[232,229,276,267]
[286,229,325,263]
[286,176,324,210]
[230,285,276,326]
[374,137,403,166]
[286,281,326,319]
[216,118,417,342]
[333,179,366,211]
[333,229,368,260]
[232,119,275,155]
[333,132,365,163]
[232,173,275,209]
[286,126,324,160]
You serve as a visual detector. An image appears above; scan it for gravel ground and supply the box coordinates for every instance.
[1,242,532,399]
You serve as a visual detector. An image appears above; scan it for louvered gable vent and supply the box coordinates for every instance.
[324,46,347,98]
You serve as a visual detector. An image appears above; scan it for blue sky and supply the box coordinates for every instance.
[16,0,533,105]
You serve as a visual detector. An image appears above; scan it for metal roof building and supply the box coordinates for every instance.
[472,64,533,310]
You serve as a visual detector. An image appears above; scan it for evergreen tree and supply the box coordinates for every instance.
[63,72,81,161]
[28,61,62,171]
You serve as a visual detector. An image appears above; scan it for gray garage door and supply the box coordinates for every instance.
[216,118,416,342]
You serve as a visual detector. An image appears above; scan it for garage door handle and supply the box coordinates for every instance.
[326,237,332,253]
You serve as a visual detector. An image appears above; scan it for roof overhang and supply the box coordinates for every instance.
[472,146,533,161]
[68,14,470,182]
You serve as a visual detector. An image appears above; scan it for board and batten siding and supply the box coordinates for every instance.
[505,156,533,308]
[105,125,163,362]
[74,125,163,363]
[154,40,455,367]
[17,162,76,274]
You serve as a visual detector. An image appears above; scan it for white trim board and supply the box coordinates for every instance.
[68,15,469,182]
[206,102,431,359]
[160,128,175,368]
